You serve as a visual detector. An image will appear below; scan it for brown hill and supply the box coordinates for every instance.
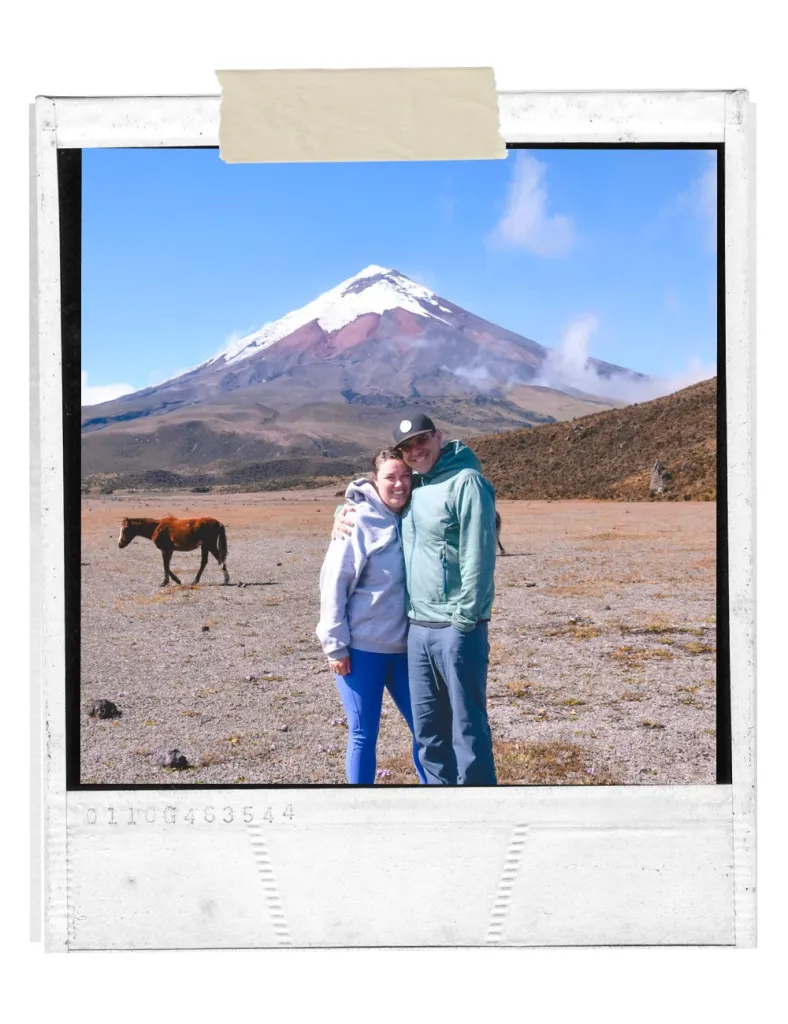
[471,377,717,501]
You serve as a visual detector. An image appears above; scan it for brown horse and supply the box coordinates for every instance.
[118,516,230,586]
[495,510,506,556]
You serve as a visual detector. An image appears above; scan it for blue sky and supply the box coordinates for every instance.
[82,146,717,404]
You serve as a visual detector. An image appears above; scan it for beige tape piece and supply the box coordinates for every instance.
[216,68,505,163]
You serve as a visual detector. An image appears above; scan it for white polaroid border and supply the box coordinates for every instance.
[34,90,754,950]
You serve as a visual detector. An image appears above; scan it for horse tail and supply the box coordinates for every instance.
[216,523,228,564]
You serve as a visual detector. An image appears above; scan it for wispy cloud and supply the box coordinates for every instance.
[220,328,249,352]
[440,358,494,389]
[691,152,717,252]
[403,268,440,293]
[487,152,576,258]
[81,371,134,407]
[531,314,715,403]
[650,152,718,253]
[202,325,261,365]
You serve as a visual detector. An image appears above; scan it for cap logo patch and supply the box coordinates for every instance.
[399,419,412,433]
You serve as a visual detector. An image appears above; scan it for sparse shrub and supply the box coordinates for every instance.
[378,738,617,785]
[199,751,228,767]
[493,739,617,785]
[571,625,601,640]
[682,641,716,655]
[610,645,674,667]
[545,623,601,640]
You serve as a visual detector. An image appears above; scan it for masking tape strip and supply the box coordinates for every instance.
[216,68,505,163]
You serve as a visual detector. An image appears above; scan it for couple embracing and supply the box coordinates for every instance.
[316,413,498,786]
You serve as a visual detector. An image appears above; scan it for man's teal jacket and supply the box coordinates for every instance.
[402,440,497,633]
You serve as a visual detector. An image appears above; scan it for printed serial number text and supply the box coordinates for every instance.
[82,805,295,826]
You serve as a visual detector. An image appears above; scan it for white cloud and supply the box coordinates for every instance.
[81,371,135,407]
[440,359,494,389]
[531,314,715,403]
[487,152,576,257]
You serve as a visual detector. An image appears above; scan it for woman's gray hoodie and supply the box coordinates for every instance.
[316,478,407,661]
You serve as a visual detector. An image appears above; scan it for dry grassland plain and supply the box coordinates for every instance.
[80,490,717,786]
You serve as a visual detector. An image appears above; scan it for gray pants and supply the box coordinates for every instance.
[407,622,497,786]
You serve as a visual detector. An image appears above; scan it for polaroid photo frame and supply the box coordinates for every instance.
[32,85,754,950]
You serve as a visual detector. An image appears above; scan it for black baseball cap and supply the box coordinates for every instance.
[392,412,437,448]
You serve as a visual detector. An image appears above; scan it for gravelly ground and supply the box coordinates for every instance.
[81,490,716,786]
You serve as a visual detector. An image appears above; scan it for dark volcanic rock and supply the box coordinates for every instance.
[650,460,672,495]
[88,699,121,720]
[156,749,190,769]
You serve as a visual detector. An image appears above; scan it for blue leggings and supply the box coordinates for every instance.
[334,648,427,785]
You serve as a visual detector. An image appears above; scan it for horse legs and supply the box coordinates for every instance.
[193,545,210,584]
[497,537,506,556]
[161,549,182,586]
[210,542,230,585]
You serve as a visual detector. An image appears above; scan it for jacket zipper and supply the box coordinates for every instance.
[409,473,431,605]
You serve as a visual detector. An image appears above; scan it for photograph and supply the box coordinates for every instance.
[77,145,721,787]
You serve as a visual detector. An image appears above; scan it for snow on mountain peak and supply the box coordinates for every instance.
[216,265,452,368]
[354,264,393,279]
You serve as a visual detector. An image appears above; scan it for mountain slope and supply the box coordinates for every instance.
[472,377,717,501]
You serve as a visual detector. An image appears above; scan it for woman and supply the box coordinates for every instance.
[316,448,426,785]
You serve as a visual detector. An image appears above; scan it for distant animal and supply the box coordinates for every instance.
[495,510,506,556]
[118,516,230,587]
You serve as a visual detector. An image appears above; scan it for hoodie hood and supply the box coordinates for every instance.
[344,477,396,518]
[420,440,482,483]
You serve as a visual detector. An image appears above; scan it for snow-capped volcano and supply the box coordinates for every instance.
[211,265,456,369]
[81,265,645,478]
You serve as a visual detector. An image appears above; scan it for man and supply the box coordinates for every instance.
[337,412,498,785]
